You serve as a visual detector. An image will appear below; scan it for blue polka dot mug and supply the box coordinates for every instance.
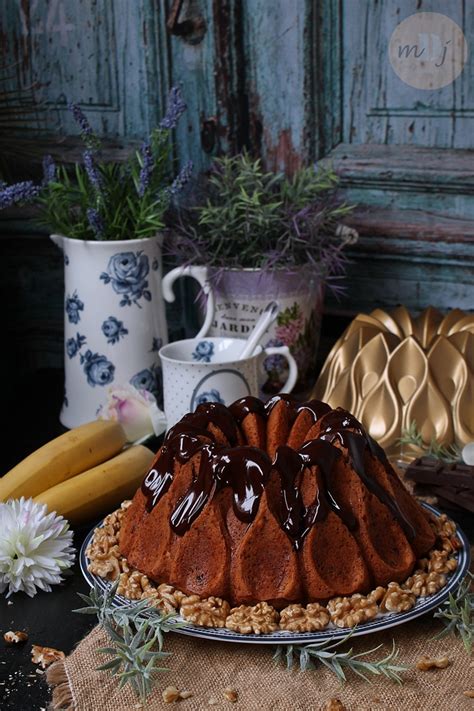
[158,337,298,429]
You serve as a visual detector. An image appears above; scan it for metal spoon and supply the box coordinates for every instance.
[239,301,280,359]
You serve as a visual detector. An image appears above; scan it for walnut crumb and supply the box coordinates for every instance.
[4,630,28,644]
[416,655,450,671]
[279,603,330,632]
[180,595,230,628]
[31,645,65,669]
[208,698,219,706]
[463,691,474,698]
[162,686,180,703]
[225,602,279,635]
[223,687,238,702]
[323,699,346,711]
[161,685,192,702]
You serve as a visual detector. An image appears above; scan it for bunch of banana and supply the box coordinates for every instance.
[0,420,155,524]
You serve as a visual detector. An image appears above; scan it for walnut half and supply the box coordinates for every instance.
[225,602,279,635]
[380,583,416,613]
[327,589,383,628]
[403,571,446,597]
[279,603,330,632]
[180,595,230,628]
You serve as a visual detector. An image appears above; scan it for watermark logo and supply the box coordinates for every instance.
[389,12,468,90]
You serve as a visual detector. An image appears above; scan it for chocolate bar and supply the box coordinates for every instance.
[405,457,474,491]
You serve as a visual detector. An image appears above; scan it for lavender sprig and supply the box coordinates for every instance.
[138,141,154,197]
[159,86,187,130]
[0,180,40,209]
[87,207,105,240]
[168,160,193,196]
[42,154,57,185]
[69,102,101,150]
[84,150,102,191]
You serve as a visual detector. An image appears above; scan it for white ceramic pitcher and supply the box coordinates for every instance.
[51,234,168,428]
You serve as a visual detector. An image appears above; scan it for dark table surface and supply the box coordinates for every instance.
[0,369,162,710]
[1,369,473,711]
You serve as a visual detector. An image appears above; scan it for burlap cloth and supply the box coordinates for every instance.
[47,614,474,711]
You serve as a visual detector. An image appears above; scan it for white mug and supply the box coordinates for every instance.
[158,336,298,428]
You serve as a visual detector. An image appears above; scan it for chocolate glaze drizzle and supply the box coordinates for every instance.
[141,396,416,547]
[318,408,416,540]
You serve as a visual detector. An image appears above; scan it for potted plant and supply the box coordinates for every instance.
[165,152,357,394]
[0,87,192,427]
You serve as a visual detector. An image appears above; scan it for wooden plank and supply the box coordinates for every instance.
[323,144,474,220]
[326,144,474,191]
[167,0,219,172]
[242,0,309,171]
[326,253,474,314]
[348,207,474,245]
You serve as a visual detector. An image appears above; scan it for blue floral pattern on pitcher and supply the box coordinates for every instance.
[195,389,225,406]
[80,350,115,387]
[100,251,151,307]
[192,340,214,363]
[66,332,87,359]
[102,316,128,345]
[130,363,162,400]
[65,291,84,324]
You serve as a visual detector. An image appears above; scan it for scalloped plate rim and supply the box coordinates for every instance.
[79,503,471,645]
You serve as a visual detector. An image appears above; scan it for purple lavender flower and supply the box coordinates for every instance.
[42,154,57,185]
[83,150,102,191]
[138,141,153,197]
[87,207,105,239]
[169,160,193,196]
[68,102,100,150]
[0,181,40,210]
[159,86,187,130]
[69,102,93,137]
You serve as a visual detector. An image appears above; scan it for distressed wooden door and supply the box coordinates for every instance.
[0,0,472,376]
[236,0,474,313]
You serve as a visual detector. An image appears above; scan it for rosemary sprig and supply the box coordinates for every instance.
[273,629,408,684]
[398,421,462,463]
[74,582,178,700]
[433,573,473,654]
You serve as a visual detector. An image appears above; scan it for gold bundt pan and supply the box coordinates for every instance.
[313,306,474,457]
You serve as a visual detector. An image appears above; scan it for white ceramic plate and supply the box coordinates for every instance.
[79,503,471,645]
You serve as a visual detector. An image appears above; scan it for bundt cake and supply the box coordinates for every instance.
[119,395,436,608]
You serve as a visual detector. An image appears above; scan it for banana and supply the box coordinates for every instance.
[0,420,127,502]
[34,444,155,524]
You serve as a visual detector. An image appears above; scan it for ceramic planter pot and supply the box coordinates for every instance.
[51,234,168,428]
[163,266,324,394]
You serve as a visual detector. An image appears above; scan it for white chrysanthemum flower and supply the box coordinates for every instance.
[0,497,75,598]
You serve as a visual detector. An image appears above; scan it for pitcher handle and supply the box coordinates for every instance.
[162,265,215,339]
[263,346,298,394]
